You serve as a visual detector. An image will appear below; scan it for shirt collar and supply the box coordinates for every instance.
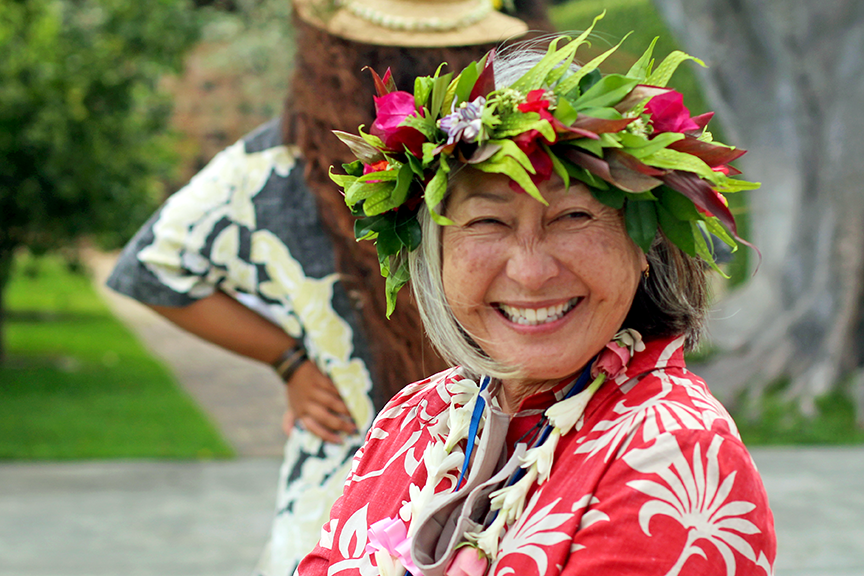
[504,335,687,413]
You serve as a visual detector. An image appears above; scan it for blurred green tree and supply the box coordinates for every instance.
[0,0,200,362]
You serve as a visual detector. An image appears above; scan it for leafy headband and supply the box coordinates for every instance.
[329,13,759,316]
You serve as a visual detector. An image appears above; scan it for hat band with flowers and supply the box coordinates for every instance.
[336,0,492,32]
[294,0,528,47]
[329,12,760,316]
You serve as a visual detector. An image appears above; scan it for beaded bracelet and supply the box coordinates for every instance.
[271,343,308,384]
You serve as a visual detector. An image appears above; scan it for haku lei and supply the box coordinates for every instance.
[330,12,759,317]
[366,329,645,576]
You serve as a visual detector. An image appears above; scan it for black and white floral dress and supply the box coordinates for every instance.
[108,119,384,576]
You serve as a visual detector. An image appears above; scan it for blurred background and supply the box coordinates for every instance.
[1,0,862,575]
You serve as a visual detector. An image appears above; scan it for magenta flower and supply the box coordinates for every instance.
[371,91,425,157]
[645,90,701,134]
[446,546,488,576]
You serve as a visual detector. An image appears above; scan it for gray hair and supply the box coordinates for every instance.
[409,205,519,380]
[406,42,561,380]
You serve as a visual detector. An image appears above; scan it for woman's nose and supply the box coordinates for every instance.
[504,242,559,291]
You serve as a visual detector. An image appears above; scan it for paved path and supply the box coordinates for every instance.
[1,252,862,575]
[1,448,862,576]
[751,447,864,575]
[0,459,281,576]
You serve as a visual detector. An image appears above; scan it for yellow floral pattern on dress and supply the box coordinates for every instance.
[252,230,373,428]
[139,140,295,296]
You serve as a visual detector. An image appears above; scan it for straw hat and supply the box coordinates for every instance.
[294,0,528,47]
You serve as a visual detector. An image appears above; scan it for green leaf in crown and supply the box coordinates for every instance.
[329,11,759,316]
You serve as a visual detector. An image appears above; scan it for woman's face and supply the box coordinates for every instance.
[441,171,647,383]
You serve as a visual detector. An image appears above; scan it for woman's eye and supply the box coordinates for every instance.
[468,217,506,227]
[557,211,592,223]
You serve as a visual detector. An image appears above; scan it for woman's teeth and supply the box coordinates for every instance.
[499,298,580,326]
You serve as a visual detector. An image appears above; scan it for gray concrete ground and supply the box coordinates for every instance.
[0,253,862,575]
[1,449,862,576]
[0,459,280,576]
[751,447,864,575]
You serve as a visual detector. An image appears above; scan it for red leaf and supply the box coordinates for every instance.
[561,148,613,182]
[552,116,599,140]
[610,150,667,177]
[614,85,670,114]
[605,150,665,193]
[469,49,497,101]
[365,66,396,97]
[668,135,746,167]
[661,171,738,236]
[562,149,664,193]
[690,111,714,130]
[458,142,501,164]
[571,116,636,135]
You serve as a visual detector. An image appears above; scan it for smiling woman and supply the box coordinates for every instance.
[303,19,775,576]
[438,173,645,409]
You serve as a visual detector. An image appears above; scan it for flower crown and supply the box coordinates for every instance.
[329,13,759,316]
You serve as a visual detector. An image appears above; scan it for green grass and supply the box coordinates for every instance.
[550,0,750,285]
[0,251,233,460]
[731,382,864,446]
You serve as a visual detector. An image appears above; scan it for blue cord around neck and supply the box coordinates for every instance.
[453,359,595,493]
[454,375,490,491]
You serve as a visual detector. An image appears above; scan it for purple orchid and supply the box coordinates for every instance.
[438,96,486,146]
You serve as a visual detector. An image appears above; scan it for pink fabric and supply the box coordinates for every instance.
[298,336,776,576]
[366,517,418,575]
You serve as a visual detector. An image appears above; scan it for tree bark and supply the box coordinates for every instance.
[650,0,864,414]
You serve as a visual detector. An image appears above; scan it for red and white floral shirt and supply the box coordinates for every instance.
[298,335,776,576]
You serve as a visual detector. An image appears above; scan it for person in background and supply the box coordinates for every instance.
[107,1,551,574]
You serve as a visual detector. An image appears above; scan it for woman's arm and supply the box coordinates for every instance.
[151,290,357,443]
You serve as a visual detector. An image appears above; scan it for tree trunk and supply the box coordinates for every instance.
[650,0,864,415]
[0,247,12,366]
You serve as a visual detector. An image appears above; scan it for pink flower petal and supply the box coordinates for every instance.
[446,546,488,576]
[645,91,700,134]
[592,342,631,379]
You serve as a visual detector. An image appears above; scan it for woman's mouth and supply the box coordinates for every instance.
[497,297,581,326]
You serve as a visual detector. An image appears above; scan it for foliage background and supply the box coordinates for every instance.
[0,0,199,254]
[1,0,858,459]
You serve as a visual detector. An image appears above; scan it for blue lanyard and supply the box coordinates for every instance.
[454,375,490,491]
[533,358,594,448]
[454,360,595,493]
